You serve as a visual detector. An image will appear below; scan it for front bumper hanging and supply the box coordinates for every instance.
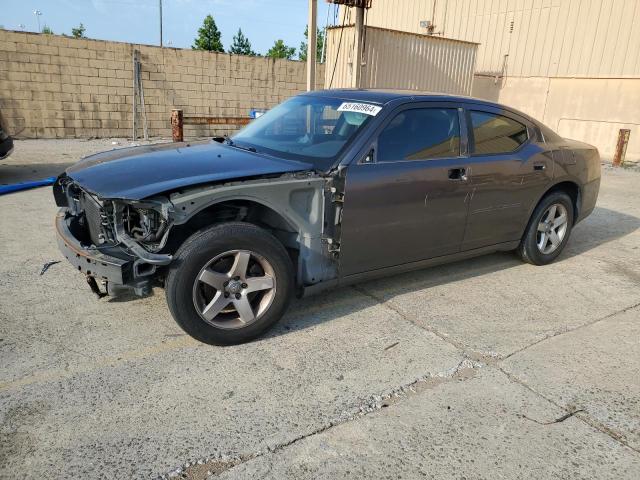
[55,209,166,296]
[56,210,131,285]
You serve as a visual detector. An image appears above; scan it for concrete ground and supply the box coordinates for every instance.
[1,140,639,479]
[0,138,175,186]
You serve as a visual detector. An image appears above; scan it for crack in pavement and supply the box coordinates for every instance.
[158,360,483,479]
[521,408,585,425]
[354,358,482,415]
[352,285,502,363]
[352,286,469,352]
[352,285,640,456]
[502,300,640,360]
[496,366,640,455]
[161,283,640,478]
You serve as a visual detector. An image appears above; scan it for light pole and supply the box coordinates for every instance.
[33,10,42,32]
[159,0,163,47]
[306,0,317,91]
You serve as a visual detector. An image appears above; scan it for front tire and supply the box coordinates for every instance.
[518,191,574,265]
[165,222,294,345]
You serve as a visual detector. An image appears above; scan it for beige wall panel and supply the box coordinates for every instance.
[470,74,502,102]
[342,0,640,77]
[620,0,640,75]
[558,117,639,161]
[543,77,640,128]
[324,24,356,89]
[544,77,640,160]
[325,26,477,94]
[471,74,548,119]
[472,75,640,162]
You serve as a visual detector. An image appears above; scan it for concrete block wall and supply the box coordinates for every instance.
[0,30,324,139]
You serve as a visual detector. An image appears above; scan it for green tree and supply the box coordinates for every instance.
[71,23,86,38]
[266,39,295,59]
[298,25,324,62]
[228,28,256,56]
[41,25,54,35]
[192,14,224,52]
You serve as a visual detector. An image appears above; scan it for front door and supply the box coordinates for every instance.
[339,106,471,277]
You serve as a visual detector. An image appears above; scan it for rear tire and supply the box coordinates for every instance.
[518,191,574,265]
[165,222,294,345]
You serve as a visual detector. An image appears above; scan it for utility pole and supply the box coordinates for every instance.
[159,0,163,47]
[306,0,317,91]
[352,5,364,88]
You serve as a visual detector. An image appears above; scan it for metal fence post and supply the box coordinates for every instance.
[132,50,137,140]
[171,109,183,142]
[612,129,631,167]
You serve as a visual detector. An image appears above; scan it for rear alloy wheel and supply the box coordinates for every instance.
[166,222,294,345]
[518,191,574,265]
[536,203,569,255]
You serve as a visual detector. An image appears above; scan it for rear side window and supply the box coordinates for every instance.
[470,111,528,155]
[377,108,460,162]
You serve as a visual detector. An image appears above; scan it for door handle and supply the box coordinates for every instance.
[448,167,468,181]
[533,163,546,171]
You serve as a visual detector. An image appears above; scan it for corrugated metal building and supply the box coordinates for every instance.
[325,25,478,94]
[338,0,640,162]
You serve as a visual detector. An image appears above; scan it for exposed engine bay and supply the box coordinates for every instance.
[53,170,341,298]
[55,176,172,257]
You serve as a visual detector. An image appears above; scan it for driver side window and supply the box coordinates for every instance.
[377,108,460,163]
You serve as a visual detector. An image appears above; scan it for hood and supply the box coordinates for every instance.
[65,140,313,200]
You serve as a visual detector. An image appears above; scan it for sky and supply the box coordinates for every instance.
[0,0,337,57]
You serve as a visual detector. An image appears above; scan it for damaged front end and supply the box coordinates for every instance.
[53,174,173,297]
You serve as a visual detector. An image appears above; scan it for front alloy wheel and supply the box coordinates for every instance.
[193,250,276,329]
[166,222,294,345]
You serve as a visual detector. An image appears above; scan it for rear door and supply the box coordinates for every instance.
[461,106,553,250]
[339,103,471,277]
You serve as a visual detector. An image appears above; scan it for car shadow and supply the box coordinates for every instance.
[266,206,640,339]
[561,206,640,259]
[0,162,71,185]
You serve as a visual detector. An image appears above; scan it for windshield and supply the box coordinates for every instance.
[231,96,376,170]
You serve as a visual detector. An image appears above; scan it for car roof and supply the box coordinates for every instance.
[303,88,496,106]
[302,88,538,125]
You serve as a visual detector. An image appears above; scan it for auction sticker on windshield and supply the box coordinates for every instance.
[337,102,382,116]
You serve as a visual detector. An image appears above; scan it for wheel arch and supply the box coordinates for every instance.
[165,188,336,287]
[530,180,581,226]
[167,196,301,257]
[518,180,581,245]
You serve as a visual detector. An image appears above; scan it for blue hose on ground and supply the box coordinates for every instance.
[0,176,56,195]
